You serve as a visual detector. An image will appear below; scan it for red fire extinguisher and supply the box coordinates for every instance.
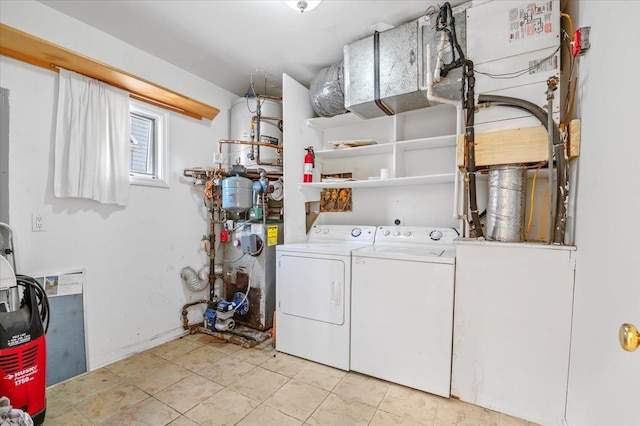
[304,146,315,183]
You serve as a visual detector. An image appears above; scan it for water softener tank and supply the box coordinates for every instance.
[227,97,283,172]
[222,175,253,212]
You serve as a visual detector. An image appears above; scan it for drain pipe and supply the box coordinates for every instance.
[453,104,465,235]
[426,43,465,234]
[545,78,558,243]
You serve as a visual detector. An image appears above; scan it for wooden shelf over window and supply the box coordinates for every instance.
[0,24,219,121]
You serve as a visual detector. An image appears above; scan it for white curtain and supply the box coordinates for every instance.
[54,69,130,206]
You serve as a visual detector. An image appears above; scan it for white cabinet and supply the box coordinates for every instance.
[452,240,576,426]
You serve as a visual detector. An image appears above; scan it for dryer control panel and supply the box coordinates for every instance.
[308,225,377,243]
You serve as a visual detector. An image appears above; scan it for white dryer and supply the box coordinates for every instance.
[276,224,376,370]
[351,226,457,397]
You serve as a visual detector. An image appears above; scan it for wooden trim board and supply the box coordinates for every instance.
[457,125,550,169]
[0,24,219,121]
[569,119,581,161]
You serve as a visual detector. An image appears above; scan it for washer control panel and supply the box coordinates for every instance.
[375,226,458,245]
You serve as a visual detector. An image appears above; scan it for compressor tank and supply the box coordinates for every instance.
[227,97,283,173]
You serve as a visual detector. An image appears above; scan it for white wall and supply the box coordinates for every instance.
[0,1,236,369]
[566,1,640,425]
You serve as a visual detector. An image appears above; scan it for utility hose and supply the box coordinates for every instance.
[16,275,50,334]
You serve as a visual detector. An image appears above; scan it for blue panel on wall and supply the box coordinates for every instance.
[46,294,86,386]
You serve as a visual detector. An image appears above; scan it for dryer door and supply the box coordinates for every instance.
[278,255,345,325]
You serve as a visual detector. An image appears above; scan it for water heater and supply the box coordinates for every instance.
[226,97,283,173]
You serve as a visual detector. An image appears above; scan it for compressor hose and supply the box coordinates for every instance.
[16,275,50,334]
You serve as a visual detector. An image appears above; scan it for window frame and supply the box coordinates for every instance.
[129,100,170,188]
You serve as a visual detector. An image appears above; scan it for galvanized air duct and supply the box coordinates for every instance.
[486,164,526,242]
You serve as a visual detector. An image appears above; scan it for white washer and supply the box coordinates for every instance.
[351,226,457,397]
[276,224,376,370]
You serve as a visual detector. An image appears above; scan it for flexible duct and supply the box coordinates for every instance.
[477,94,567,244]
[180,266,209,292]
[309,61,347,117]
[486,165,526,242]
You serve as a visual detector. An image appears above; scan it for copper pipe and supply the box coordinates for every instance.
[218,139,283,153]
[181,300,208,331]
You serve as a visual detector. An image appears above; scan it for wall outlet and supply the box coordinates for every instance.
[32,213,46,232]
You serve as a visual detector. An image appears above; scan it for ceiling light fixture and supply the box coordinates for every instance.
[285,1,321,13]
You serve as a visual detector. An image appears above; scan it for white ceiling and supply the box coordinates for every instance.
[36,0,462,98]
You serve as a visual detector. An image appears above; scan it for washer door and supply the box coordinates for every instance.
[278,255,345,325]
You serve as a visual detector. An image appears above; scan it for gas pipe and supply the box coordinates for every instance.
[304,147,315,183]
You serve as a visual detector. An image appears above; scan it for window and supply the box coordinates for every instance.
[129,100,169,187]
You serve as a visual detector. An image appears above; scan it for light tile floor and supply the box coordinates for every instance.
[44,334,538,425]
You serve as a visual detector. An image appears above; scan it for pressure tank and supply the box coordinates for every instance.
[227,97,283,172]
[222,175,253,212]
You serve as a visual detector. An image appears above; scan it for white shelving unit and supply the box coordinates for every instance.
[283,75,461,232]
[300,110,459,195]
[298,133,458,192]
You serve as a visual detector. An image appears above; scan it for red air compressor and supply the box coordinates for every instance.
[0,229,50,425]
[0,274,49,425]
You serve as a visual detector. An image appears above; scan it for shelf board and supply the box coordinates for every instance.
[307,113,364,130]
[315,134,457,159]
[305,112,390,130]
[307,104,458,131]
[397,135,457,151]
[315,143,394,158]
[298,174,456,190]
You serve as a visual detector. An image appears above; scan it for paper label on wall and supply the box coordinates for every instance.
[35,271,84,297]
[509,2,554,42]
[267,225,278,246]
[529,52,558,74]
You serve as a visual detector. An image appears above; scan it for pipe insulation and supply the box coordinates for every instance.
[180,266,209,292]
[486,165,526,242]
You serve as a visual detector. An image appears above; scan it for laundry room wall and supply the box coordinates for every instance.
[0,0,236,369]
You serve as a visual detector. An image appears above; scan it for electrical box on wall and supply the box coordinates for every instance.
[467,0,562,128]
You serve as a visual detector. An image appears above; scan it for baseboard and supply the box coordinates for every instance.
[89,326,188,370]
